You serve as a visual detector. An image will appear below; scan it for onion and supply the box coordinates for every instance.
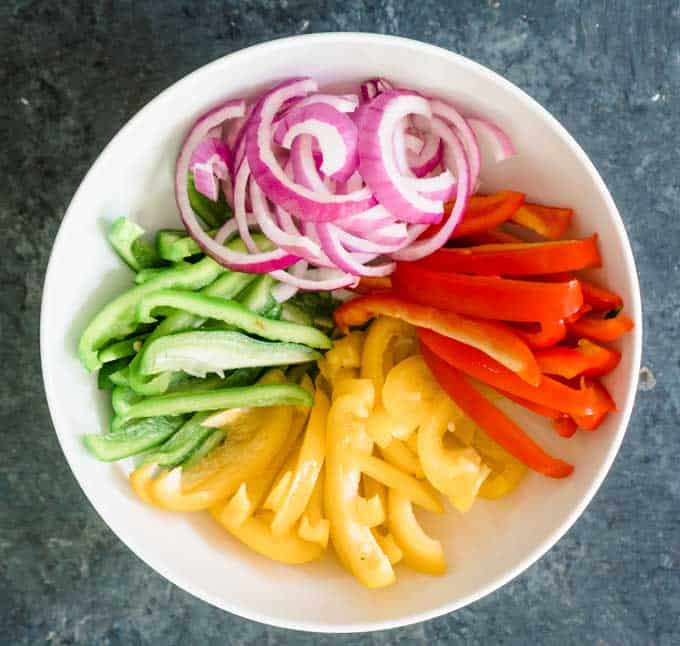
[189,137,230,201]
[393,117,470,261]
[274,102,359,182]
[246,78,376,221]
[467,116,517,162]
[358,91,445,224]
[177,78,516,289]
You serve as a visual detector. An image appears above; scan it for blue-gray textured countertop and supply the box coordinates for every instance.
[1,1,678,644]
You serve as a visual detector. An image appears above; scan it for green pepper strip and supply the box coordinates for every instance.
[78,256,225,371]
[136,290,332,350]
[112,383,313,428]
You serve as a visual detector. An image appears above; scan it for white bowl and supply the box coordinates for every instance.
[41,33,642,633]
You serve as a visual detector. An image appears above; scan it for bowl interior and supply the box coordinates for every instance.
[41,34,641,632]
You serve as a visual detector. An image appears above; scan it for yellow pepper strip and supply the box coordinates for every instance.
[382,354,443,434]
[473,427,528,499]
[417,396,490,513]
[355,494,386,528]
[298,469,330,548]
[379,438,424,479]
[350,452,443,513]
[149,405,294,511]
[372,528,404,565]
[318,357,358,389]
[270,388,330,536]
[220,411,307,525]
[361,316,415,404]
[129,462,160,506]
[325,379,395,588]
[201,407,256,429]
[362,475,387,521]
[210,508,323,565]
[388,489,446,575]
[405,431,419,455]
[364,406,399,447]
[325,331,365,368]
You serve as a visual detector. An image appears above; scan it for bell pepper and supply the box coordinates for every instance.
[418,328,611,419]
[324,378,396,588]
[580,280,623,311]
[462,227,524,245]
[553,416,578,438]
[536,339,621,379]
[393,263,583,324]
[510,202,573,239]
[353,276,393,294]
[571,380,616,431]
[269,388,330,536]
[414,236,601,276]
[387,489,446,575]
[335,293,541,385]
[472,428,528,499]
[297,469,330,549]
[417,395,490,510]
[325,331,365,369]
[107,217,163,271]
[78,256,225,371]
[568,310,634,342]
[379,438,424,479]
[372,529,404,565]
[427,191,525,241]
[421,345,574,478]
[512,318,567,349]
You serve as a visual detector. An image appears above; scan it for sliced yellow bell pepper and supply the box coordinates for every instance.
[417,396,490,513]
[473,427,528,499]
[379,438,424,479]
[325,379,395,588]
[129,462,160,506]
[270,388,330,536]
[362,475,388,521]
[372,528,404,565]
[388,489,446,575]
[298,468,330,548]
[211,508,323,565]
[325,331,365,368]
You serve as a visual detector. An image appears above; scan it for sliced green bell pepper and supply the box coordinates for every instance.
[107,217,163,271]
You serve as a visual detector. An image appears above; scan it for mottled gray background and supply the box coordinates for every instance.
[1,1,679,644]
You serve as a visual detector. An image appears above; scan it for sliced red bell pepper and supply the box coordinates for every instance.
[414,236,601,277]
[512,318,567,349]
[536,339,621,379]
[393,263,583,323]
[461,227,524,245]
[568,310,634,342]
[580,280,624,311]
[352,276,392,294]
[510,203,573,239]
[553,416,578,437]
[421,345,573,478]
[333,292,541,385]
[424,191,525,241]
[571,380,616,431]
[418,328,613,418]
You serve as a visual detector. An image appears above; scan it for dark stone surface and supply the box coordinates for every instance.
[1,1,678,644]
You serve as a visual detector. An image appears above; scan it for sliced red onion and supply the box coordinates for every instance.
[407,130,442,177]
[246,78,375,222]
[334,205,395,237]
[366,221,408,245]
[335,227,408,255]
[273,102,358,182]
[177,99,299,272]
[189,137,231,201]
[358,90,445,224]
[430,99,481,191]
[360,81,378,102]
[249,180,323,259]
[291,135,330,194]
[316,222,395,276]
[392,118,470,261]
[467,116,517,162]
[404,132,425,154]
[288,93,359,114]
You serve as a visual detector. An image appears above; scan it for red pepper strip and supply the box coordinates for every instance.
[571,380,616,431]
[393,263,584,323]
[421,345,573,478]
[512,318,567,349]
[418,328,612,418]
[568,311,634,342]
[352,276,392,294]
[503,391,578,437]
[580,280,624,311]
[510,203,573,240]
[462,227,524,245]
[553,416,578,437]
[333,292,541,385]
[536,339,621,379]
[425,191,525,241]
[565,303,592,324]
[414,236,601,277]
